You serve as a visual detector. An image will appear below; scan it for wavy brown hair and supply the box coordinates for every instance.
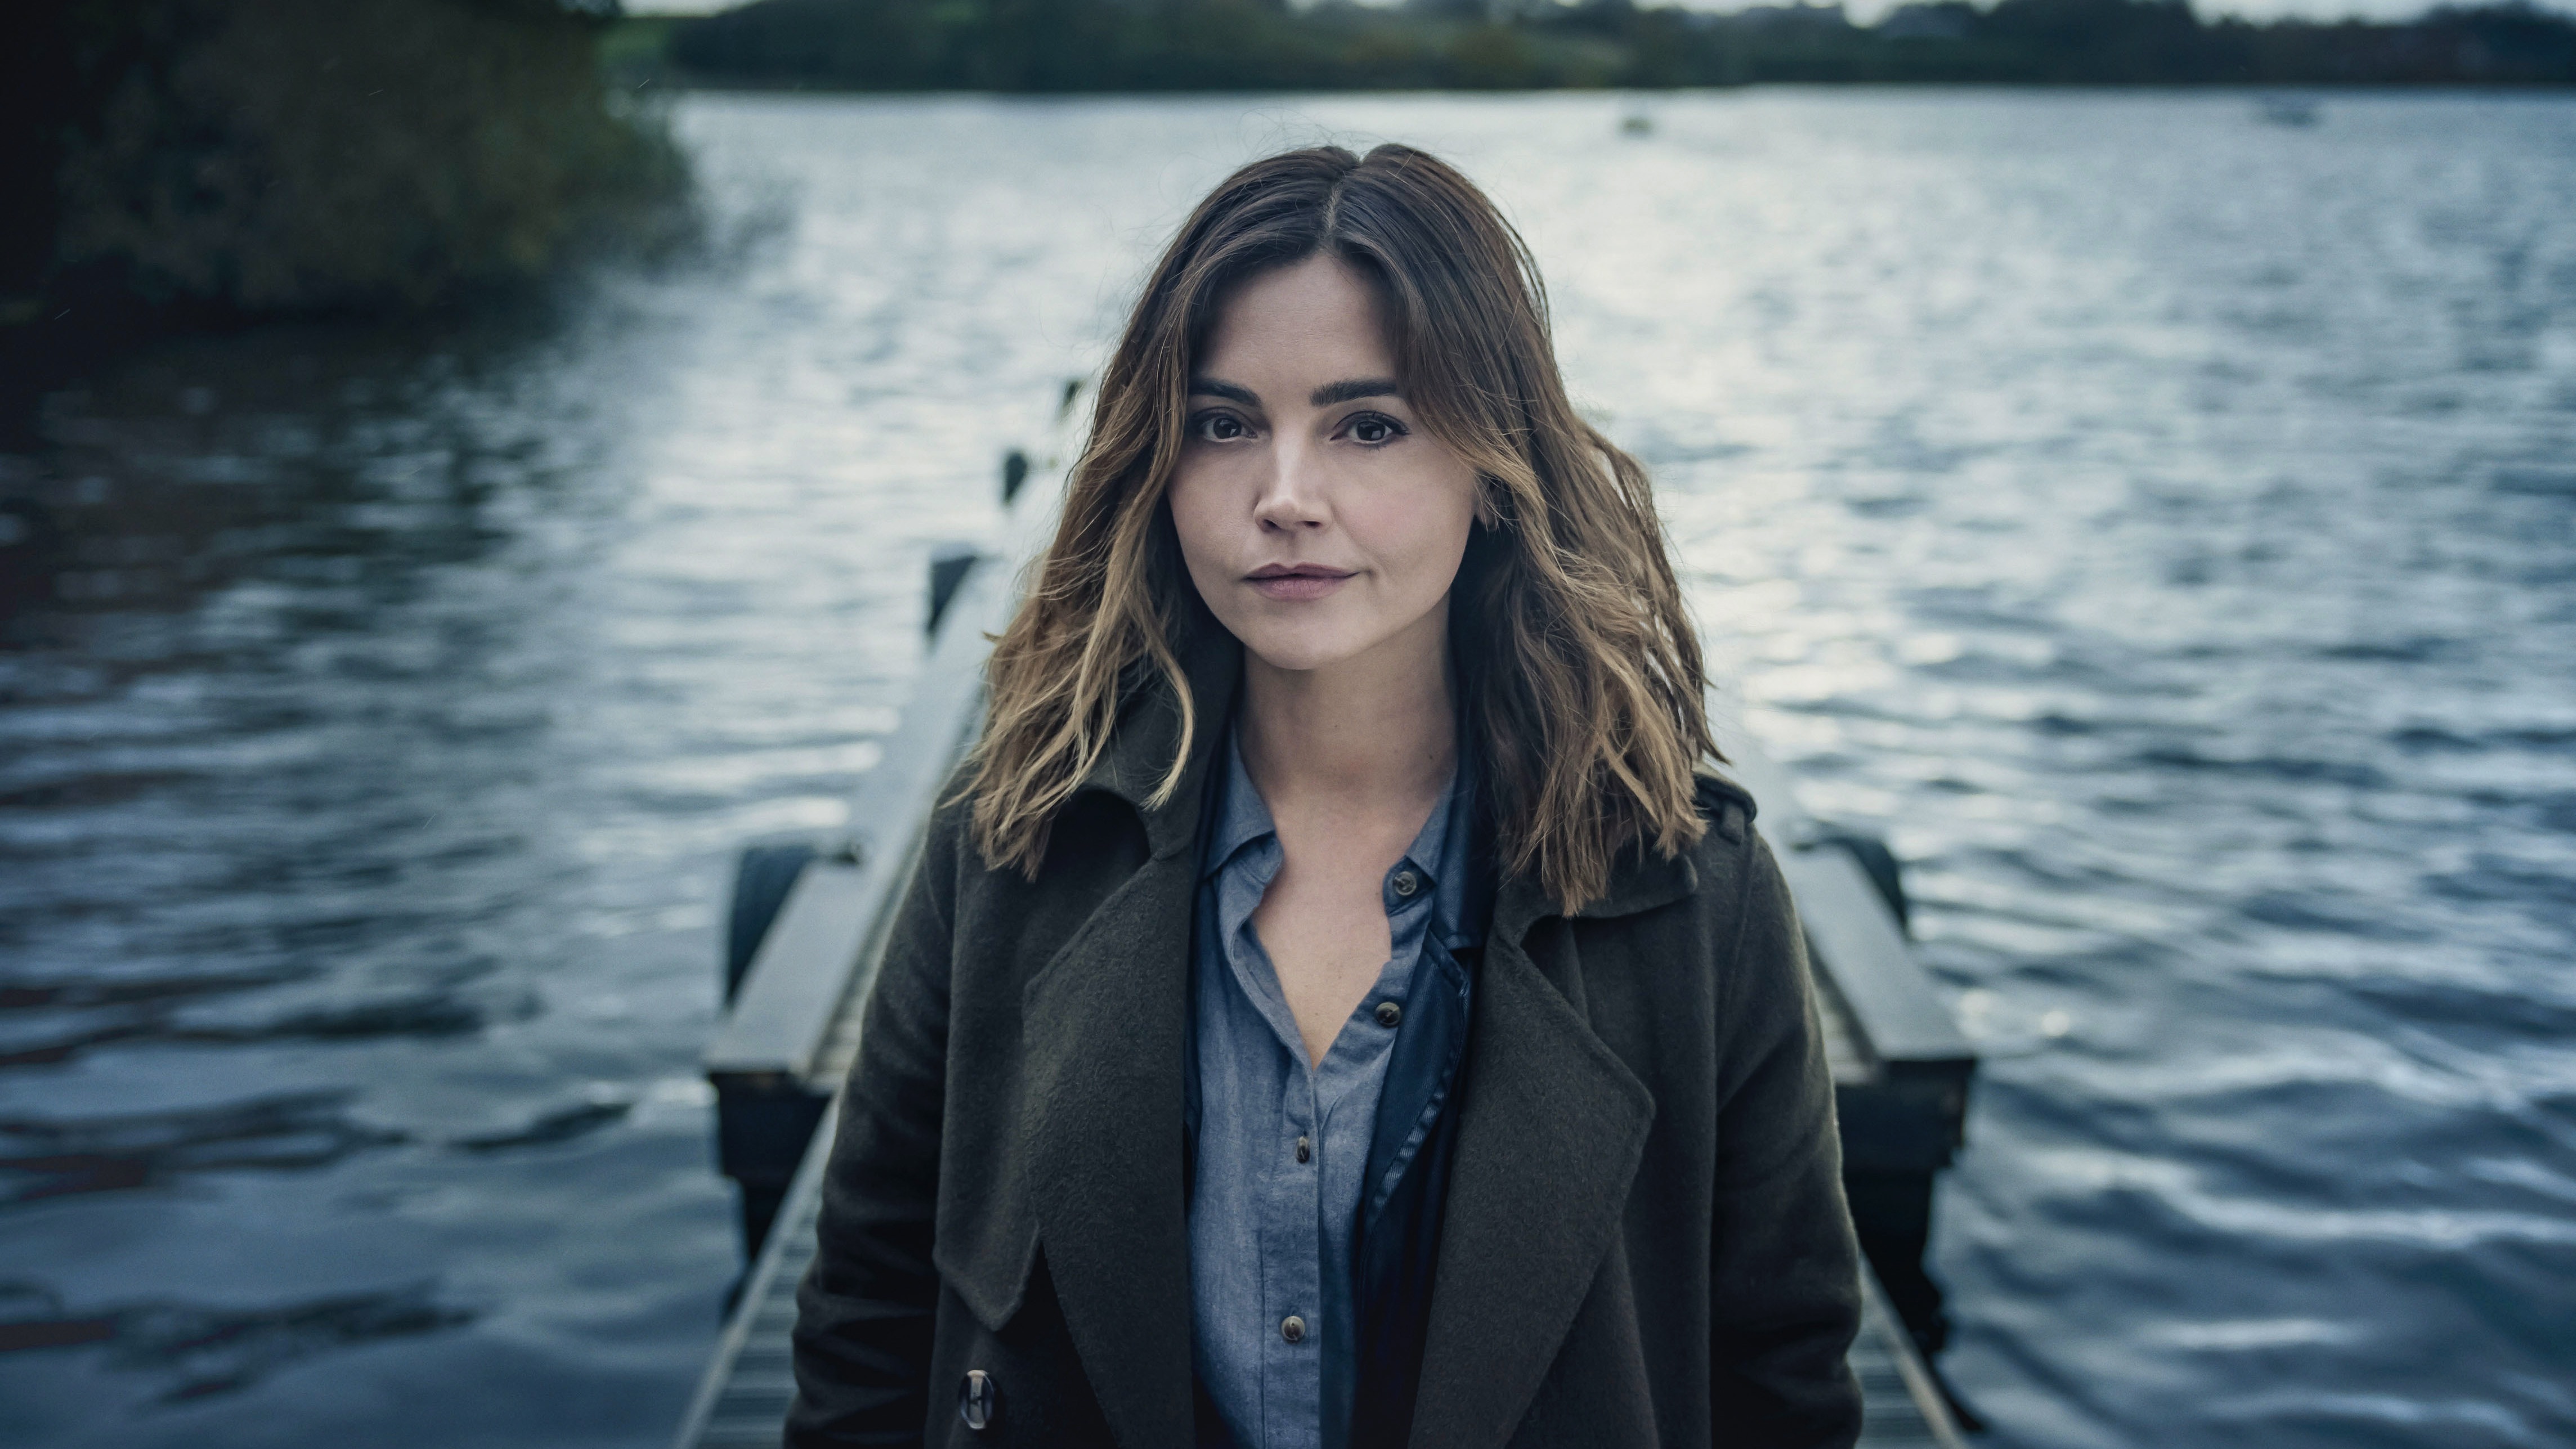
[968,143,1714,912]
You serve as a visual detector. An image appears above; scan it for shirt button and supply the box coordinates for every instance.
[1375,1001,1403,1028]
[1391,871,1420,898]
[1294,1135,1311,1164]
[1280,1316,1307,1344]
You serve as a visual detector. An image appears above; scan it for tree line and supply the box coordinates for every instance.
[656,0,2576,91]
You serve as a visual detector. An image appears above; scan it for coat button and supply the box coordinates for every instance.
[1280,1316,1307,1344]
[959,1369,998,1431]
[1391,871,1419,898]
[1294,1134,1311,1164]
[1374,1001,1402,1028]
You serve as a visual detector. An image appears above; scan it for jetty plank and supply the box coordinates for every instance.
[706,554,1007,1088]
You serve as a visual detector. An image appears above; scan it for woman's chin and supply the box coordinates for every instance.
[1239,640,1356,677]
[1225,598,1449,682]
[1233,623,1381,679]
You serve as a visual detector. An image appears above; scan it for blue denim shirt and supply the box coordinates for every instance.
[1188,729,1479,1449]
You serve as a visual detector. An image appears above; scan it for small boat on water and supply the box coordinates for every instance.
[2257,94,2322,128]
[673,401,1979,1448]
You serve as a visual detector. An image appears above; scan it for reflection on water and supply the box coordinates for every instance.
[0,1278,474,1406]
[0,1089,406,1204]
[3,92,2573,1448]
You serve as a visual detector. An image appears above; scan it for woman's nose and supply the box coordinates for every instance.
[1250,438,1329,532]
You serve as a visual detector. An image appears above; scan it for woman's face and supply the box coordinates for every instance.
[1167,254,1482,679]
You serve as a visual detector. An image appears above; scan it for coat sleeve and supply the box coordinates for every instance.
[1708,831,1865,1448]
[785,800,965,1447]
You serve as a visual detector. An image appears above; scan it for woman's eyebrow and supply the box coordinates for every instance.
[1188,376,1260,406]
[1311,377,1399,407]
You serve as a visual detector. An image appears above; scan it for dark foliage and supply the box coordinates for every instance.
[0,0,692,427]
[31,0,691,313]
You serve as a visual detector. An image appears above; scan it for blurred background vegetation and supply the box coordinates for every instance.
[2,0,693,424]
[645,0,2576,92]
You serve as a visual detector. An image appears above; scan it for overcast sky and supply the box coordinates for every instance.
[623,0,2480,28]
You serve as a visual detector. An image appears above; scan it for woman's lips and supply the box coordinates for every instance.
[1245,565,1354,602]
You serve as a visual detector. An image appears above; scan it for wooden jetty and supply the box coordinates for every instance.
[677,427,1978,1449]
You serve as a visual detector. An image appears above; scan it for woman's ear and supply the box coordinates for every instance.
[1473,475,1503,531]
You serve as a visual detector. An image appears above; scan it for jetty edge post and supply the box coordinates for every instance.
[681,423,1077,1449]
[702,437,1070,1266]
[1712,698,1980,1389]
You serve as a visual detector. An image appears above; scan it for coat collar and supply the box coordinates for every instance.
[1070,609,1242,862]
[1488,838,1697,946]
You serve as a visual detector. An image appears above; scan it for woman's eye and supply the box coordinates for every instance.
[1192,411,1248,442]
[1346,413,1406,445]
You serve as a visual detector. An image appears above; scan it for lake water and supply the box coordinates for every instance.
[3,90,2572,1448]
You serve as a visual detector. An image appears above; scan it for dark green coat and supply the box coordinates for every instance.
[787,629,1864,1448]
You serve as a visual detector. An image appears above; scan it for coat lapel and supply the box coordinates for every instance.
[1406,880,1658,1449]
[1020,846,1200,1448]
[1016,618,1238,1448]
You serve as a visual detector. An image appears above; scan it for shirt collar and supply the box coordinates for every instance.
[1200,720,1477,944]
[1200,728,1277,884]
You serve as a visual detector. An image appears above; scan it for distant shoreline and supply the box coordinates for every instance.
[638,77,2576,93]
[631,0,2576,93]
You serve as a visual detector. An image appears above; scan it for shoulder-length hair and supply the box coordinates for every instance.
[968,143,1714,912]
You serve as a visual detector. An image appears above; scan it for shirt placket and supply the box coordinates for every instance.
[1260,1030,1325,1447]
[1200,747,1460,1449]
[1223,832,1323,1449]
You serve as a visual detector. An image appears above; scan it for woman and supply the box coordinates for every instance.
[787,144,1862,1449]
